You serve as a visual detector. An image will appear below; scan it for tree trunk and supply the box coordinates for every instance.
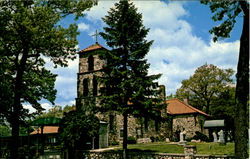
[10,52,28,159]
[123,113,128,159]
[234,2,249,158]
[205,100,210,115]
[10,90,21,159]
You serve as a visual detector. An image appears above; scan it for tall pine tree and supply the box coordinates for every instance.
[99,1,164,158]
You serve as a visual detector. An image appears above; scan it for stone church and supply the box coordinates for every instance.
[76,42,210,144]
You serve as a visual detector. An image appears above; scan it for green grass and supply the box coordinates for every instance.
[190,142,234,155]
[127,142,184,153]
[110,142,235,155]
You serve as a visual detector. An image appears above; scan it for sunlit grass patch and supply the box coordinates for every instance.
[110,142,235,155]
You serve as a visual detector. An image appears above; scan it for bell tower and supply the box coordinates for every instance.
[76,42,108,109]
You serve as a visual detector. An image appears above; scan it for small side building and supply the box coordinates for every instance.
[30,126,59,150]
[166,99,210,139]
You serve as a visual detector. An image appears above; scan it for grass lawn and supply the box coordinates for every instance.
[111,142,234,155]
[189,142,234,155]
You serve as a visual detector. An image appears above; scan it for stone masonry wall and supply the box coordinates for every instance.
[108,114,171,144]
[74,150,234,159]
[77,53,104,107]
[77,49,171,145]
[172,114,206,139]
[79,54,104,73]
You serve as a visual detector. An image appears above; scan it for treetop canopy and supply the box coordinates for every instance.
[30,117,61,126]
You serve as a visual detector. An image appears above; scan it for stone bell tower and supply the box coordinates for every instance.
[76,42,108,109]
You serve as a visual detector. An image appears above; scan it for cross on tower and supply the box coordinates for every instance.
[91,30,99,44]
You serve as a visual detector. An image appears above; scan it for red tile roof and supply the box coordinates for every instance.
[78,42,109,53]
[166,99,210,117]
[30,126,59,135]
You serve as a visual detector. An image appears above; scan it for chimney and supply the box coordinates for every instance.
[184,98,188,104]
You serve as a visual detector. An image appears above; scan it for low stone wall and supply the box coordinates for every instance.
[194,155,234,159]
[76,151,185,159]
[137,138,152,144]
[74,148,235,159]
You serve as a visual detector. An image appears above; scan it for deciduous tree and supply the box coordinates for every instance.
[176,64,234,114]
[99,1,163,158]
[200,1,249,158]
[35,105,75,119]
[0,0,96,158]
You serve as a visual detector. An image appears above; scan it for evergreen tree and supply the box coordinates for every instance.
[99,1,163,158]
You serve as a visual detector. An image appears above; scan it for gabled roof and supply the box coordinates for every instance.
[78,42,109,53]
[30,126,59,135]
[166,99,210,117]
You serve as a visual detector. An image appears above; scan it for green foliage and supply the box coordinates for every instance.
[99,0,163,123]
[192,131,209,142]
[59,109,99,150]
[127,136,137,144]
[0,0,90,120]
[36,105,75,119]
[0,125,11,136]
[166,93,176,100]
[211,87,235,137]
[99,1,164,157]
[110,141,120,146]
[0,0,96,157]
[176,63,234,114]
[200,0,243,42]
[59,99,99,150]
[199,2,249,157]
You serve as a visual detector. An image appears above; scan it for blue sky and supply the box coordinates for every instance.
[24,1,242,112]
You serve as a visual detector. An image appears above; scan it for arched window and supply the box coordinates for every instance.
[88,55,94,71]
[93,76,98,96]
[83,78,89,97]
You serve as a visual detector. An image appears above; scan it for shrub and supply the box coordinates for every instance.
[150,136,155,142]
[59,110,100,150]
[127,136,136,144]
[110,141,119,146]
[186,137,192,142]
[192,131,209,142]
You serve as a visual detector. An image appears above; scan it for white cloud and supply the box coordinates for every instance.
[75,44,80,51]
[78,22,90,31]
[50,1,240,106]
[23,104,36,113]
[50,55,78,101]
[134,1,187,29]
[23,102,53,113]
[85,1,117,22]
[56,100,75,107]
[41,103,52,111]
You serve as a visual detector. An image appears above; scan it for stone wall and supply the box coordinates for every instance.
[77,53,104,108]
[172,114,206,139]
[74,150,234,159]
[79,53,104,73]
[77,47,211,145]
[106,113,171,144]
